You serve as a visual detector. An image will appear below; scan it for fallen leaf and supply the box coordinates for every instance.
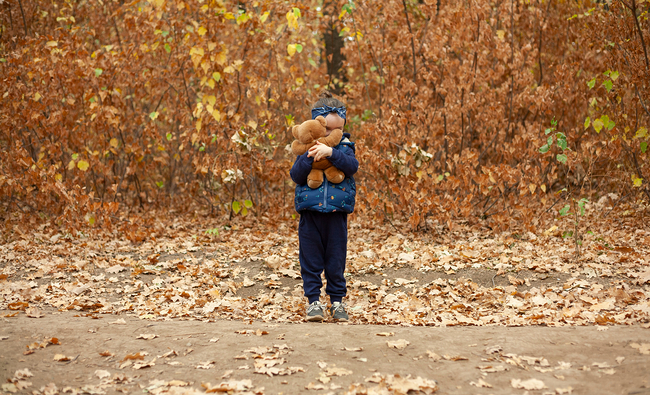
[511,378,546,390]
[470,378,492,388]
[109,318,127,325]
[196,361,215,369]
[630,343,650,355]
[209,337,219,343]
[95,370,111,379]
[136,334,158,340]
[443,354,468,361]
[387,339,410,350]
[99,351,114,357]
[376,332,395,337]
[25,307,43,318]
[556,387,573,394]
[342,347,363,352]
[53,354,71,362]
[426,351,442,361]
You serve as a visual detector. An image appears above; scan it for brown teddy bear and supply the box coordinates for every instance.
[291,116,345,189]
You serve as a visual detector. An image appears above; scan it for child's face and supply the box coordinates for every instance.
[324,113,345,136]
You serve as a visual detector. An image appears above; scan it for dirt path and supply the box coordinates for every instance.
[1,312,649,395]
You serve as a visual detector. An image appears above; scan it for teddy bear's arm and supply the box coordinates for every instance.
[291,140,317,156]
[317,128,343,147]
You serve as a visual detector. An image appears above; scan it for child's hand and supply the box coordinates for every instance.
[307,141,333,162]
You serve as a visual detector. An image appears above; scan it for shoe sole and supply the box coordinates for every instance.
[306,315,324,322]
[332,317,348,322]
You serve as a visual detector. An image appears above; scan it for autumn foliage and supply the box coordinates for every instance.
[1,0,648,238]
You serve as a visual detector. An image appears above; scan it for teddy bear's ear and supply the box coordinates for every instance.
[292,125,299,139]
[315,115,327,127]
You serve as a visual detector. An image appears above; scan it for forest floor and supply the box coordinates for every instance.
[1,206,650,394]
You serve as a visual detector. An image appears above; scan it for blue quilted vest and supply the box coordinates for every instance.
[294,139,356,214]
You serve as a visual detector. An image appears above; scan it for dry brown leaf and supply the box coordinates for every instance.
[136,334,158,340]
[376,332,395,337]
[511,378,546,390]
[53,354,70,362]
[470,378,492,388]
[630,343,650,355]
[387,339,410,350]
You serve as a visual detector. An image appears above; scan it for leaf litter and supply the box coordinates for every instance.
[1,219,649,394]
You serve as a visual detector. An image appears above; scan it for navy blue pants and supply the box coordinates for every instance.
[298,211,348,304]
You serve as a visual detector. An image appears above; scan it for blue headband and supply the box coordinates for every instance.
[311,105,347,121]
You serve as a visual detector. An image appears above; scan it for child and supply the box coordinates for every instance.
[289,91,359,322]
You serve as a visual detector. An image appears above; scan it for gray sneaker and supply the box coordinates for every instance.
[329,302,349,322]
[306,301,325,322]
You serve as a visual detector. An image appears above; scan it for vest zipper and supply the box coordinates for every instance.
[323,180,328,210]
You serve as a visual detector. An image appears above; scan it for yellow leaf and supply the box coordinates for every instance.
[223,12,235,20]
[46,41,58,47]
[247,120,257,129]
[540,184,546,193]
[34,92,42,101]
[295,77,304,86]
[193,103,203,118]
[67,160,75,170]
[634,126,648,139]
[236,13,250,25]
[286,10,298,30]
[189,46,204,68]
[212,108,221,122]
[206,79,215,88]
[632,174,643,187]
[216,52,227,65]
[77,160,89,171]
[196,119,202,132]
[110,138,119,148]
[488,172,496,183]
[287,44,297,57]
[260,11,270,23]
[197,26,207,36]
[224,65,235,73]
[496,30,505,41]
[55,173,62,182]
[529,184,536,194]
[338,9,347,19]
[212,72,221,82]
[208,41,217,51]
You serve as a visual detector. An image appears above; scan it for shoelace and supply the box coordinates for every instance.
[331,302,346,313]
[307,302,324,313]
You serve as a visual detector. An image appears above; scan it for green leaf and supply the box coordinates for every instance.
[156,181,164,188]
[641,141,648,153]
[587,78,596,89]
[592,118,604,133]
[0,58,6,63]
[603,70,611,77]
[557,153,568,164]
[610,70,619,81]
[232,201,241,214]
[71,153,79,161]
[308,58,317,67]
[241,207,249,216]
[166,133,172,141]
[94,68,103,77]
[559,204,570,216]
[544,127,553,135]
[547,136,553,147]
[293,7,301,18]
[578,198,589,216]
[556,132,567,150]
[244,199,253,208]
[584,117,591,130]
[602,79,613,92]
[149,111,159,120]
[539,144,550,154]
[370,66,377,72]
[164,43,171,53]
